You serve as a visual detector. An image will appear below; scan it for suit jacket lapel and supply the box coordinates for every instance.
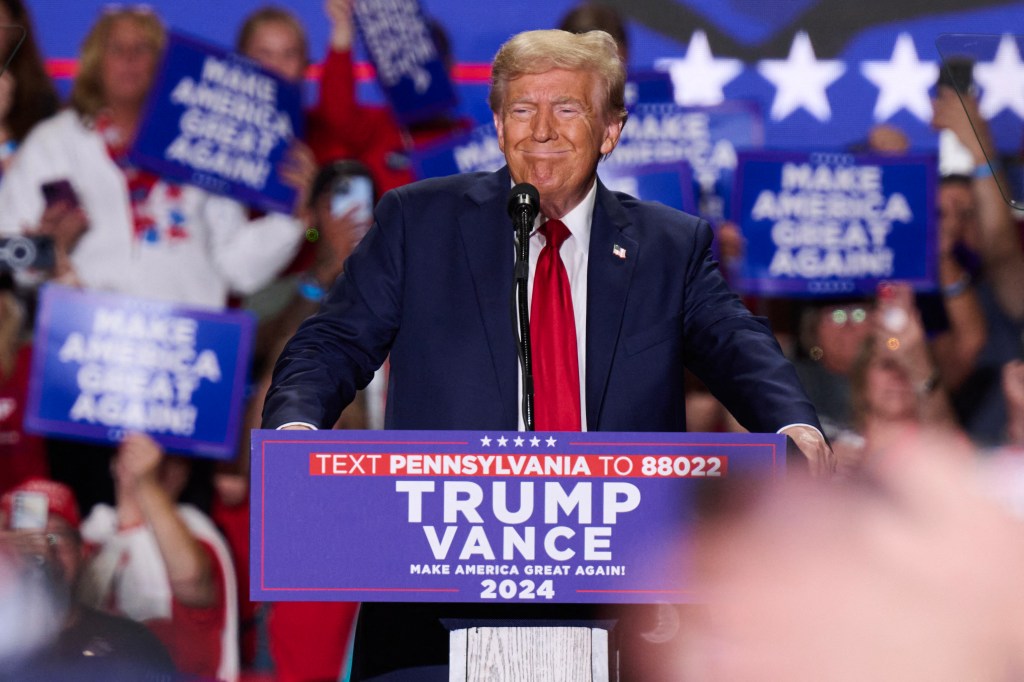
[586,181,638,429]
[459,167,519,427]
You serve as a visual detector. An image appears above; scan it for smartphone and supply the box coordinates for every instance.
[937,56,975,95]
[330,175,374,221]
[10,491,48,531]
[40,178,80,209]
[935,56,978,176]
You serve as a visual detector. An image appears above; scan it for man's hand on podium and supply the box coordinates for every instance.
[780,424,835,478]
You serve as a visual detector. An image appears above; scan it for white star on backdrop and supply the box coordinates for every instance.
[656,30,743,106]
[480,435,491,447]
[546,437,557,447]
[861,32,938,122]
[758,31,845,121]
[974,34,1024,119]
[514,437,524,447]
[530,437,541,447]
[496,436,508,447]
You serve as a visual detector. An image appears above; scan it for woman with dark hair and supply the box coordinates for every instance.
[0,0,59,172]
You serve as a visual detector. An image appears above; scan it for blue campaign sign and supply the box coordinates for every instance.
[410,123,503,180]
[129,32,303,215]
[733,151,938,297]
[599,162,697,214]
[355,0,458,127]
[624,70,676,107]
[610,101,763,224]
[250,429,785,604]
[25,285,254,460]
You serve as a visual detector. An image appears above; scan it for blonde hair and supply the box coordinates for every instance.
[489,29,627,124]
[69,8,166,119]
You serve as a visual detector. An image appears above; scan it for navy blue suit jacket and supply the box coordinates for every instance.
[263,166,820,434]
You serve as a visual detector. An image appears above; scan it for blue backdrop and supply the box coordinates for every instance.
[24,1,1024,153]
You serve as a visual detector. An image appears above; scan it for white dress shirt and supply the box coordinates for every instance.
[517,181,596,431]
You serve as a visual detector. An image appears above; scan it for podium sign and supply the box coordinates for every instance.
[251,430,784,604]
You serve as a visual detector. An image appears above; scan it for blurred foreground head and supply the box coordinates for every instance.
[677,428,1024,681]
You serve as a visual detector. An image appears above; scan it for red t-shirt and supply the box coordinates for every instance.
[0,344,49,495]
[306,49,414,195]
[144,540,227,679]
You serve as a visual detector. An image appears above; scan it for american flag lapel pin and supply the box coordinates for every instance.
[612,244,627,260]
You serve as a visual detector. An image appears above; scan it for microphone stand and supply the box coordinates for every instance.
[513,215,534,431]
[509,186,539,432]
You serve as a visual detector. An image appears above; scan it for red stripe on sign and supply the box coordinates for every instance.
[46,58,78,78]
[308,452,730,478]
[46,59,492,84]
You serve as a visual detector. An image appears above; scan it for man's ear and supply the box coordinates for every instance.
[600,119,624,156]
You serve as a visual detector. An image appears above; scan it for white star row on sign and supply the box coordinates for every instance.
[479,435,558,447]
[654,31,1024,123]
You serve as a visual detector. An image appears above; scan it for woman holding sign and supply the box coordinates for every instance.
[0,6,305,310]
[0,8,308,624]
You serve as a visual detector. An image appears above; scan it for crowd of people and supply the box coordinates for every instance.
[0,0,1022,680]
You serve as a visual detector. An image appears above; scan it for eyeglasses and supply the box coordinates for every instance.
[45,530,80,548]
[826,307,869,326]
[101,3,156,14]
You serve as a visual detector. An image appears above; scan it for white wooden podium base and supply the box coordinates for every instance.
[449,626,610,682]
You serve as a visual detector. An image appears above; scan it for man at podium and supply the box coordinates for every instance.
[264,28,830,681]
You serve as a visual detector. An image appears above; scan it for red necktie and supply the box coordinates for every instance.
[531,219,582,431]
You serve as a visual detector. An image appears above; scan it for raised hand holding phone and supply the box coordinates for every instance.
[34,178,88,278]
[10,490,48,531]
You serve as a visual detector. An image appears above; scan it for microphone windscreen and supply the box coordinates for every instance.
[507,183,540,220]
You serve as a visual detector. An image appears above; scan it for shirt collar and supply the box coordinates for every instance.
[532,180,597,256]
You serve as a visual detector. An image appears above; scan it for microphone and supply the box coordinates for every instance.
[507,183,540,236]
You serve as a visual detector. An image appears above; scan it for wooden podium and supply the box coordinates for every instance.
[451,626,609,682]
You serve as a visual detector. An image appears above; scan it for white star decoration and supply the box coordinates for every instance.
[757,31,845,121]
[656,30,743,106]
[975,34,1024,120]
[861,32,938,122]
[481,434,561,447]
[484,434,563,447]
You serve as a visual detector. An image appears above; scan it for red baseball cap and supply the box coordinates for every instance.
[1,479,81,529]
